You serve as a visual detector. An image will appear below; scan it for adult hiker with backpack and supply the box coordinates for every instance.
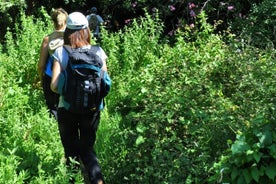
[38,8,68,119]
[50,12,111,184]
[86,7,104,41]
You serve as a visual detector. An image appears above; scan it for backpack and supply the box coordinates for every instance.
[58,45,111,113]
[88,14,99,32]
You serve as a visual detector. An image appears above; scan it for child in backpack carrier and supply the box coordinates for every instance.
[38,8,68,119]
[50,12,111,184]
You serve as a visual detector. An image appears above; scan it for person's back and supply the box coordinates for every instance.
[37,8,68,118]
[86,7,104,40]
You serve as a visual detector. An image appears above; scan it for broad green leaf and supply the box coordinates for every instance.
[250,166,259,182]
[265,161,276,180]
[141,87,147,93]
[242,169,252,184]
[231,139,250,154]
[136,125,146,133]
[268,144,276,158]
[231,167,238,180]
[246,150,254,155]
[253,152,262,163]
[237,175,246,184]
[260,130,272,146]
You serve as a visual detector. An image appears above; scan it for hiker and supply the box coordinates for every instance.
[38,8,68,119]
[86,7,104,41]
[50,12,108,184]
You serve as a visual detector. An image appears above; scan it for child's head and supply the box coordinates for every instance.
[51,8,68,30]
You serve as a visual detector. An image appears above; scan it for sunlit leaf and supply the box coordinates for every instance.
[135,135,145,146]
[231,139,250,154]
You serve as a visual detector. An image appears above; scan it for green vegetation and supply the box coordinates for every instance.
[0,5,276,184]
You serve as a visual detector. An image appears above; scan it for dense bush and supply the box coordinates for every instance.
[211,48,276,183]
[100,11,276,183]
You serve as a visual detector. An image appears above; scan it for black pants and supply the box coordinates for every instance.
[57,108,104,183]
[42,75,59,119]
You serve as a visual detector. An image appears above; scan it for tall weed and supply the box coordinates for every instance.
[4,7,52,87]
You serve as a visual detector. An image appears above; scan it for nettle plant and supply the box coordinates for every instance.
[214,118,276,184]
[101,6,276,182]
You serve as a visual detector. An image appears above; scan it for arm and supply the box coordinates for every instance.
[102,59,107,71]
[50,59,61,93]
[37,36,49,81]
[97,15,104,25]
[97,46,108,71]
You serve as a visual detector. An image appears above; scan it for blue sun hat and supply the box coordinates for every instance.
[66,12,88,30]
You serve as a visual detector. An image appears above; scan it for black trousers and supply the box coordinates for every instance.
[42,74,59,119]
[57,108,104,183]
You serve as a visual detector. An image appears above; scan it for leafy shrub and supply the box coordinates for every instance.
[210,48,276,184]
[100,9,276,183]
[100,11,236,183]
[4,8,52,87]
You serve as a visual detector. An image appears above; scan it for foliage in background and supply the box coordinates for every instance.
[231,0,276,49]
[0,0,25,11]
[4,7,51,89]
[1,0,273,50]
[102,12,226,183]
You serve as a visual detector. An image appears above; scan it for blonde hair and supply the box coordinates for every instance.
[51,8,68,30]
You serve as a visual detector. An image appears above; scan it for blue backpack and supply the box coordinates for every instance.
[44,55,54,77]
[58,46,111,113]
